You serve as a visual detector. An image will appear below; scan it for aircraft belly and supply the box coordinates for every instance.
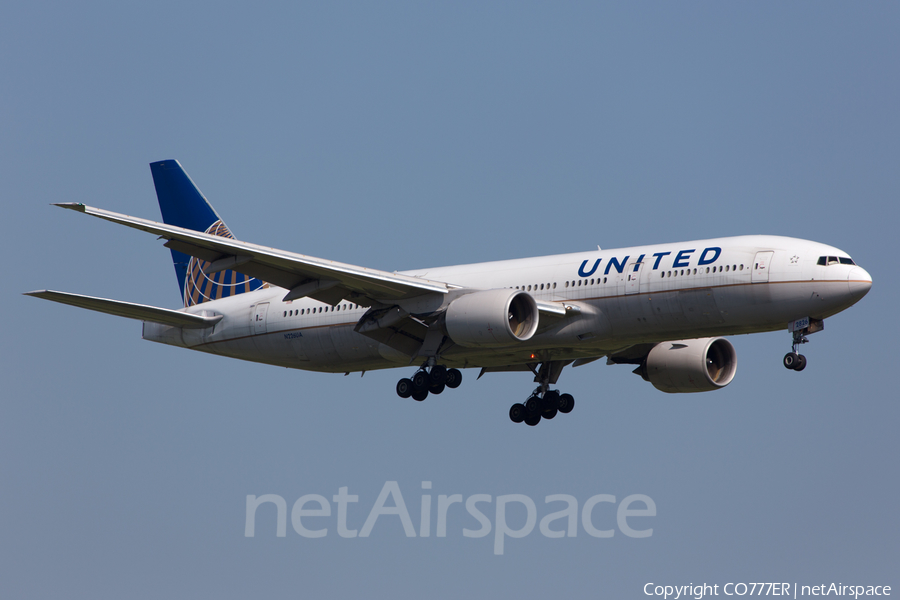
[330,324,384,363]
[301,327,341,365]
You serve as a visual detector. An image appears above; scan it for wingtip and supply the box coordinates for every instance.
[53,203,86,212]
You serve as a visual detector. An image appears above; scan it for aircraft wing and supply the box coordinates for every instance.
[24,290,223,328]
[55,203,453,306]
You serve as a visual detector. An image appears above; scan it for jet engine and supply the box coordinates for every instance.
[445,289,539,348]
[638,337,737,393]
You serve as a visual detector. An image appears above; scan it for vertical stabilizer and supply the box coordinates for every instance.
[150,160,264,307]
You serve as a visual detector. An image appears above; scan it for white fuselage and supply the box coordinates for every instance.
[143,235,871,373]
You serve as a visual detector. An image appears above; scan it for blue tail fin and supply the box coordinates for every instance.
[150,160,264,307]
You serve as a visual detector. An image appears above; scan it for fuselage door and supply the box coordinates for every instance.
[625,261,643,295]
[253,302,269,335]
[752,251,774,283]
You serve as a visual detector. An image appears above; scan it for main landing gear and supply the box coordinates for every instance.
[508,360,576,426]
[508,388,575,426]
[396,365,462,402]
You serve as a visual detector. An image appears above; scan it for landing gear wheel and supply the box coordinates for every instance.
[445,368,463,389]
[542,407,558,420]
[542,391,560,411]
[794,354,807,372]
[525,396,540,414]
[429,382,445,395]
[396,378,413,399]
[509,403,525,423]
[524,413,542,426]
[783,352,800,370]
[411,388,428,402]
[412,371,429,389]
[429,365,447,386]
[558,393,574,414]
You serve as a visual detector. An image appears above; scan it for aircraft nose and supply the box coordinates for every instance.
[847,266,872,301]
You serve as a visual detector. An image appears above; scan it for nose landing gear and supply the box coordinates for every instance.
[783,317,823,371]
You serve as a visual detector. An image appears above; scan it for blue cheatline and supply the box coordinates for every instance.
[150,160,265,307]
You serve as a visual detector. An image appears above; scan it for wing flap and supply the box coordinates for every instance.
[25,290,222,329]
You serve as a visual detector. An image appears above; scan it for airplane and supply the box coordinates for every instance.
[26,160,873,426]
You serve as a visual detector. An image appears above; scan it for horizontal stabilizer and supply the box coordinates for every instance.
[24,290,223,329]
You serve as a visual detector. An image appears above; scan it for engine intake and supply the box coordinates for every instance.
[445,289,539,348]
[641,337,737,393]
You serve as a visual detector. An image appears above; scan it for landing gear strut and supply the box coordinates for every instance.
[396,365,462,402]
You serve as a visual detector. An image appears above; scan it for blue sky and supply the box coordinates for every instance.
[2,2,898,598]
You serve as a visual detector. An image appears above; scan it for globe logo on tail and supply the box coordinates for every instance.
[183,220,265,307]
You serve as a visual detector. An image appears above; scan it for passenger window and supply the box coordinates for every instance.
[726,265,730,272]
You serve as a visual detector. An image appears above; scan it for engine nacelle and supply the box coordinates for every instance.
[445,289,539,348]
[641,337,737,393]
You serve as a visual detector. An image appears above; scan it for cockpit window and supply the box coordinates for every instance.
[818,256,855,266]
